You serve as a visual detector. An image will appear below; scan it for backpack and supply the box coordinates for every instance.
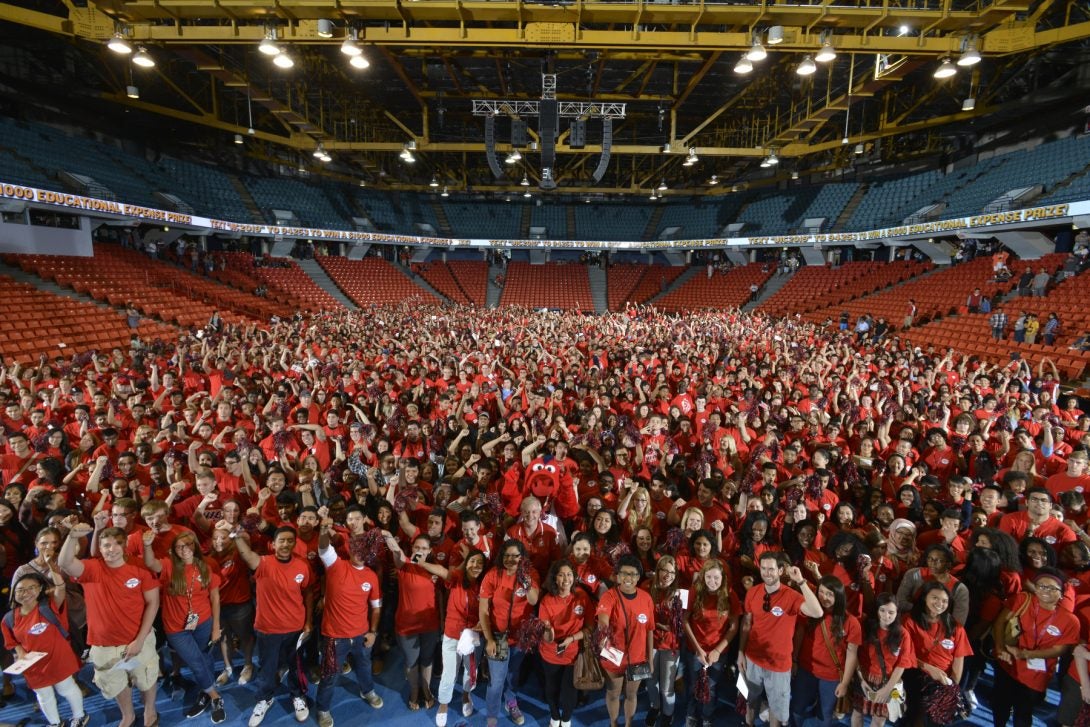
[2,601,69,640]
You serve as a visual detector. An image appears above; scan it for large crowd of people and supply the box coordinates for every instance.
[2,298,1090,727]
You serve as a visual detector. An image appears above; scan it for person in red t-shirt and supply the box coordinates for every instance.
[682,560,740,724]
[232,524,313,726]
[141,529,226,723]
[851,593,914,727]
[738,552,823,727]
[791,576,862,727]
[382,531,441,711]
[207,525,254,687]
[596,555,655,727]
[643,555,685,726]
[505,496,562,579]
[313,518,385,725]
[902,581,973,727]
[480,539,541,726]
[3,570,87,727]
[991,569,1079,727]
[59,523,160,727]
[434,548,488,727]
[538,560,593,727]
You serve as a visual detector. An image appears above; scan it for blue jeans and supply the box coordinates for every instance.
[485,646,525,718]
[165,619,216,692]
[790,666,839,727]
[683,650,727,720]
[253,630,305,702]
[315,635,375,712]
[647,649,680,716]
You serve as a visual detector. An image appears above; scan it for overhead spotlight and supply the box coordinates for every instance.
[746,37,767,62]
[708,175,719,186]
[933,57,957,79]
[962,97,976,111]
[734,56,754,74]
[440,186,449,197]
[349,54,370,70]
[234,134,244,144]
[132,47,155,68]
[107,32,133,55]
[273,53,294,69]
[126,85,139,99]
[760,157,771,168]
[661,142,672,153]
[313,144,326,159]
[683,148,699,166]
[842,136,850,145]
[505,149,522,165]
[766,151,779,166]
[520,174,530,187]
[767,26,784,45]
[400,145,416,163]
[958,44,981,67]
[790,170,799,180]
[648,189,657,200]
[319,151,331,162]
[796,55,817,76]
[657,180,668,191]
[854,143,865,155]
[317,19,334,38]
[523,190,532,198]
[429,175,439,188]
[258,32,281,56]
[815,41,837,63]
[359,180,367,187]
[898,25,911,36]
[341,29,362,56]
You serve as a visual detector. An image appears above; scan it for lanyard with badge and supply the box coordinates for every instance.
[184,567,200,631]
[1025,600,1058,672]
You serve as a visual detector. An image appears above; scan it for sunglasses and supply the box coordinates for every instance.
[763,591,773,613]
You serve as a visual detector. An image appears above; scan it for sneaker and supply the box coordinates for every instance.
[758,706,770,723]
[292,696,310,722]
[186,693,211,719]
[341,661,352,675]
[248,698,273,727]
[211,698,227,725]
[646,707,659,727]
[317,711,334,727]
[549,720,560,727]
[216,666,233,686]
[436,712,448,727]
[685,717,698,727]
[966,689,979,711]
[238,665,254,685]
[362,690,384,709]
[505,700,525,727]
[462,698,474,718]
[70,717,91,727]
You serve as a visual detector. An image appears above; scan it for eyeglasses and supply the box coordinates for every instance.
[617,570,640,579]
[14,586,41,595]
[658,569,677,576]
[1036,584,1062,593]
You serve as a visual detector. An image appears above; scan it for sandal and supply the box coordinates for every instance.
[408,700,421,711]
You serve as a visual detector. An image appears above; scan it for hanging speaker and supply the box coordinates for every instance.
[484,115,503,178]
[569,119,586,149]
[592,117,613,183]
[511,119,528,148]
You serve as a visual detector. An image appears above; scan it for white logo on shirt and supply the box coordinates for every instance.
[940,639,955,650]
[294,574,305,584]
[637,613,648,624]
[28,622,48,635]
[770,606,784,617]
[586,574,597,584]
[1046,625,1062,637]
[574,605,585,616]
[124,578,140,589]
[515,588,527,598]
[362,582,372,592]
[1045,536,1057,545]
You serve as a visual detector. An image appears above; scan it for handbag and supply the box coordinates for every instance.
[1003,594,1032,647]
[619,589,651,681]
[857,634,906,721]
[490,578,517,662]
[819,620,854,717]
[573,645,605,690]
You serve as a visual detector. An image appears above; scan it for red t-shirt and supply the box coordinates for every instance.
[998,511,1077,549]
[253,555,311,634]
[76,557,158,647]
[321,554,381,639]
[538,590,593,666]
[1046,472,1090,498]
[742,585,805,672]
[126,524,195,562]
[505,521,562,580]
[999,592,1079,691]
[208,548,252,606]
[596,588,655,676]
[1,601,81,689]
[689,590,742,651]
[796,613,863,681]
[394,561,441,635]
[444,579,481,640]
[481,567,541,640]
[903,618,972,674]
[857,630,916,682]
[157,558,222,634]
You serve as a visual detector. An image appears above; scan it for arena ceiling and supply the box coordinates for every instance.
[1,0,1090,198]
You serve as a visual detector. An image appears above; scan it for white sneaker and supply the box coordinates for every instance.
[362,690,384,708]
[966,689,979,711]
[463,698,474,718]
[436,712,448,727]
[248,698,273,727]
[758,706,770,723]
[317,711,334,727]
[293,696,310,722]
[550,720,560,727]
[238,665,254,685]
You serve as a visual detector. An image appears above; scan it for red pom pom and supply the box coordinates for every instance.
[694,665,712,704]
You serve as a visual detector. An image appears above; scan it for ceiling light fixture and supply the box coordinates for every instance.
[796,55,817,76]
[440,186,449,197]
[126,85,139,99]
[400,145,416,164]
[898,25,911,36]
[734,56,754,74]
[317,19,334,39]
[958,44,981,67]
[657,180,668,191]
[341,29,362,56]
[108,33,133,55]
[767,26,784,45]
[234,134,244,144]
[258,31,281,56]
[766,150,779,165]
[505,149,522,165]
[520,174,530,186]
[523,190,532,198]
[349,54,370,70]
[429,175,439,188]
[746,37,767,62]
[815,41,837,63]
[273,53,294,69]
[962,97,976,111]
[683,148,699,166]
[132,47,155,68]
[933,57,957,79]
[790,170,799,180]
[760,158,771,168]
[648,189,657,200]
[709,175,719,186]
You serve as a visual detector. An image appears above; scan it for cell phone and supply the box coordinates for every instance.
[556,643,568,655]
[412,553,422,564]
